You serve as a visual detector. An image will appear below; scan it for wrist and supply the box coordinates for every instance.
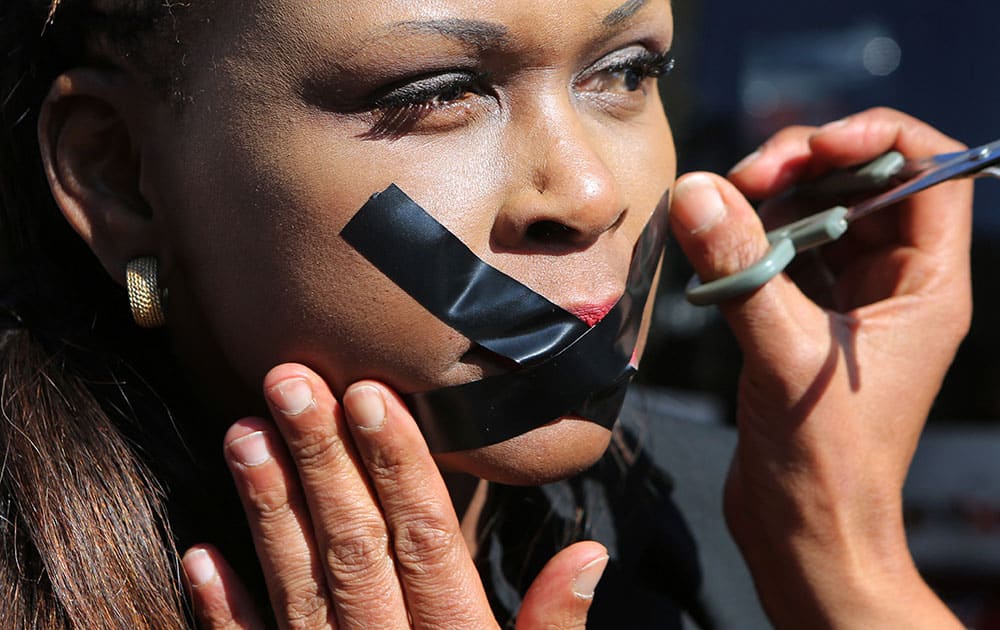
[736,515,961,629]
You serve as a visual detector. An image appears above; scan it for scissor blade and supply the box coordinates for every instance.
[846,137,1000,222]
[980,166,1000,180]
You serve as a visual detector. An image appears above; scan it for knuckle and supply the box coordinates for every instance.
[365,452,406,484]
[937,294,973,349]
[290,429,350,471]
[710,228,768,278]
[552,616,589,630]
[867,105,897,118]
[333,591,401,628]
[283,592,331,630]
[260,554,339,628]
[243,478,297,523]
[392,508,460,573]
[733,234,769,270]
[325,523,392,579]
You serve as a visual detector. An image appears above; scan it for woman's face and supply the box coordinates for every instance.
[145,0,675,483]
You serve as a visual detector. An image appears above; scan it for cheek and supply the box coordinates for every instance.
[617,103,676,200]
[175,216,477,396]
[151,87,673,461]
[152,121,495,397]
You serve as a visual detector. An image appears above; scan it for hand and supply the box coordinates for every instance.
[180,364,608,629]
[670,108,970,628]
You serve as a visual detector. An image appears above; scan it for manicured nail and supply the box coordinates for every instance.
[183,549,218,588]
[344,385,386,431]
[573,555,609,600]
[729,149,761,175]
[674,174,726,234]
[269,378,314,415]
[227,431,272,467]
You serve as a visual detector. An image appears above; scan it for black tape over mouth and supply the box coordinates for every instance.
[341,185,670,453]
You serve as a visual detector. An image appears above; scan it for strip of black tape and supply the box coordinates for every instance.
[341,185,588,366]
[341,186,670,452]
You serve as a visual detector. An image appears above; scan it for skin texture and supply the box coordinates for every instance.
[671,110,969,629]
[143,0,675,484]
[38,0,971,628]
[41,0,672,626]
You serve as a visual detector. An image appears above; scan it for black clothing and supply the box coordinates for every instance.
[479,385,771,629]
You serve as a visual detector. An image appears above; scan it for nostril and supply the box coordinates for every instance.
[525,220,575,243]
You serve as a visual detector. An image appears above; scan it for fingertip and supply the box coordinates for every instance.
[345,380,414,424]
[182,544,261,629]
[672,173,727,235]
[671,172,771,285]
[518,541,609,629]
[571,544,610,601]
[806,111,891,164]
[342,380,428,459]
[266,376,316,417]
[342,382,387,431]
[183,545,220,589]
[262,364,340,422]
[671,173,818,358]
[262,362,315,391]
[727,125,816,196]
[727,149,762,177]
[223,417,273,445]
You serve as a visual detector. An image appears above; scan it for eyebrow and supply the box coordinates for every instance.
[391,18,511,51]
[602,0,649,26]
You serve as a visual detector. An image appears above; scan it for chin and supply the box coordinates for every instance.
[433,416,613,486]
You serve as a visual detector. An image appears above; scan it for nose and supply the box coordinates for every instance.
[491,105,624,252]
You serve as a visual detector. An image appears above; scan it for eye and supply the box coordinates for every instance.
[361,71,494,140]
[577,47,675,96]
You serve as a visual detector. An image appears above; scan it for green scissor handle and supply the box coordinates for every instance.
[686,207,849,305]
[685,152,905,306]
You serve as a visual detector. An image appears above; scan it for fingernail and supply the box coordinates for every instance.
[573,555,609,600]
[818,116,850,132]
[227,431,272,467]
[183,549,217,588]
[344,385,386,431]
[269,378,314,415]
[729,149,761,175]
[674,174,727,234]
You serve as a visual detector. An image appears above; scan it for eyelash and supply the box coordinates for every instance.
[360,48,675,140]
[583,49,675,93]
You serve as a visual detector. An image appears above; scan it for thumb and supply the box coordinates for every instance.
[670,172,825,375]
[516,542,608,630]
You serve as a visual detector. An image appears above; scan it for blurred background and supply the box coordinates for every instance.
[641,0,1000,626]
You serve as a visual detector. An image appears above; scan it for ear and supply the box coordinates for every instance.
[37,68,160,286]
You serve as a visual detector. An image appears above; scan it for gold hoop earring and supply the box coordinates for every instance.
[126,256,167,328]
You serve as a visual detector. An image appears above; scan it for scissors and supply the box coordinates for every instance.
[686,137,1000,306]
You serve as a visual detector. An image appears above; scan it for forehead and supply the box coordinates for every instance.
[205,0,673,60]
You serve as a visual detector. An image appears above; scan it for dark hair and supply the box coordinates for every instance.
[0,2,195,626]
[1,4,653,627]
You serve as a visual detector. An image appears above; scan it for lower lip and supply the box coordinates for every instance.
[569,300,619,327]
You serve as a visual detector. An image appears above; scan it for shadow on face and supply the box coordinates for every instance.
[40,0,677,483]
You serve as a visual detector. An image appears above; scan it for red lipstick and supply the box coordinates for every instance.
[567,298,620,327]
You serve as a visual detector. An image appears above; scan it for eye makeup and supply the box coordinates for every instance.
[359,69,496,139]
[371,71,493,109]
[354,45,674,139]
[580,47,675,92]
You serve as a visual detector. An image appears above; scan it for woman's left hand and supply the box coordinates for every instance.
[179,364,607,629]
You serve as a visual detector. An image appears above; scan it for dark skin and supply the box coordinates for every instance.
[38,0,969,627]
